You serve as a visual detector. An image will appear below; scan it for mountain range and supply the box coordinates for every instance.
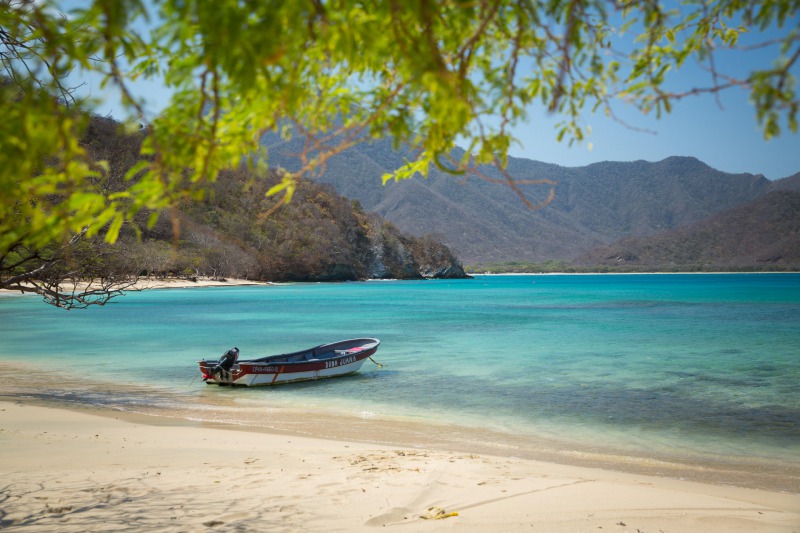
[263,131,800,268]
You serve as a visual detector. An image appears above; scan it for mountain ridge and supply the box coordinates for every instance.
[575,191,800,270]
[263,132,786,264]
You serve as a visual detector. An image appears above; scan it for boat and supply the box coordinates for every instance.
[198,338,381,386]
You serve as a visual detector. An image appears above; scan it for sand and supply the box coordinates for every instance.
[0,277,267,299]
[129,277,267,290]
[1,401,797,532]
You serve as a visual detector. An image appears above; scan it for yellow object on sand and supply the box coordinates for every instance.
[421,507,459,520]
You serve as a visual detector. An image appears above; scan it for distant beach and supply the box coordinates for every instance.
[0,276,265,297]
[130,277,268,290]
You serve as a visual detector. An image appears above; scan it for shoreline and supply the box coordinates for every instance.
[0,277,269,298]
[128,277,270,290]
[1,399,798,532]
[3,362,798,495]
[470,271,800,276]
[3,271,799,299]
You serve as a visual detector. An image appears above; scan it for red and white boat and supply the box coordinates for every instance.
[198,338,381,386]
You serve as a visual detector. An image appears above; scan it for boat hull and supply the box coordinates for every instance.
[198,338,379,386]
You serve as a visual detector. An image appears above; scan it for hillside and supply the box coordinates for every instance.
[84,116,468,282]
[574,191,800,271]
[769,172,800,192]
[262,132,777,263]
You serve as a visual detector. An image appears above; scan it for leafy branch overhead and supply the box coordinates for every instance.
[1,0,798,259]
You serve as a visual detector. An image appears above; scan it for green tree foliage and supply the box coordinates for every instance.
[0,112,465,308]
[1,0,798,295]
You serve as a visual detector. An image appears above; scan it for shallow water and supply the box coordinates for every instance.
[2,274,799,489]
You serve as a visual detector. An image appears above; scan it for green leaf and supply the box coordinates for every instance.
[105,213,125,244]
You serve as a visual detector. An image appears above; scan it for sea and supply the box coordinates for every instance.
[2,273,799,491]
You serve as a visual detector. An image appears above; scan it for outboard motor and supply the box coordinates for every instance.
[213,347,239,374]
[211,347,240,383]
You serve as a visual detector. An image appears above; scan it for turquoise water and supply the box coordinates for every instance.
[2,274,799,474]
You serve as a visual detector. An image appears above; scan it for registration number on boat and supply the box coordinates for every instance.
[326,355,356,369]
[252,365,279,373]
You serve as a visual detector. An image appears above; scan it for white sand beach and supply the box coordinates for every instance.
[0,277,266,298]
[130,277,268,290]
[1,401,797,532]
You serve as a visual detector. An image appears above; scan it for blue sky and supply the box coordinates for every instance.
[509,84,799,180]
[507,10,800,180]
[76,3,799,181]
